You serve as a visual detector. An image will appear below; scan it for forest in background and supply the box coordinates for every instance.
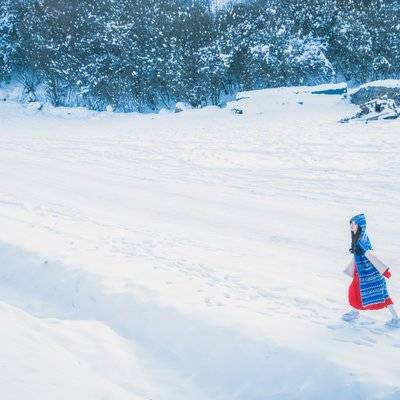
[0,0,399,112]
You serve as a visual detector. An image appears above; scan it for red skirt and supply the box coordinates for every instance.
[349,269,393,310]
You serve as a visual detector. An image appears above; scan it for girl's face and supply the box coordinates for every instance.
[350,221,358,234]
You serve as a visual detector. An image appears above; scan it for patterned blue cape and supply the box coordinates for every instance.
[350,213,390,306]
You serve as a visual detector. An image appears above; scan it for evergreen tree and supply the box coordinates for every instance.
[0,0,18,81]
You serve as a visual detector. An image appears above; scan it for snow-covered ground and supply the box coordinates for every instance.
[1,83,400,399]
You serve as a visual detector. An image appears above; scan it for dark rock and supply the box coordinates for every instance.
[350,86,400,106]
[311,86,347,95]
[340,96,399,123]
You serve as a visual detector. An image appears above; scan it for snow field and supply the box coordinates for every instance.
[0,83,400,398]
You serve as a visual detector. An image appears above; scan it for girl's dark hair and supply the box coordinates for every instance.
[349,225,361,254]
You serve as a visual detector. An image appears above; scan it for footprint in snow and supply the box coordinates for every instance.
[369,327,388,335]
[325,297,337,304]
[358,320,375,326]
[326,323,346,330]
[360,336,376,344]
[326,320,374,331]
[334,337,374,347]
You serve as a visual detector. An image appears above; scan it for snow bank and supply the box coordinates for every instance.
[0,301,145,400]
[355,80,400,91]
[307,82,347,94]
[0,83,24,102]
[0,241,391,400]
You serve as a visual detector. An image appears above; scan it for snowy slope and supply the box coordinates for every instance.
[0,84,400,399]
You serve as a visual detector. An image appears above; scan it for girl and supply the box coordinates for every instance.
[342,213,399,328]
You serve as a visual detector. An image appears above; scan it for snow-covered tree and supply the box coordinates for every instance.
[0,0,399,110]
[0,0,18,81]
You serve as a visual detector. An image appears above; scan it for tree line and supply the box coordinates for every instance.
[0,0,399,112]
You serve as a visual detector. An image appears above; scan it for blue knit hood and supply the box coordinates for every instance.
[350,213,367,234]
[350,213,372,251]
